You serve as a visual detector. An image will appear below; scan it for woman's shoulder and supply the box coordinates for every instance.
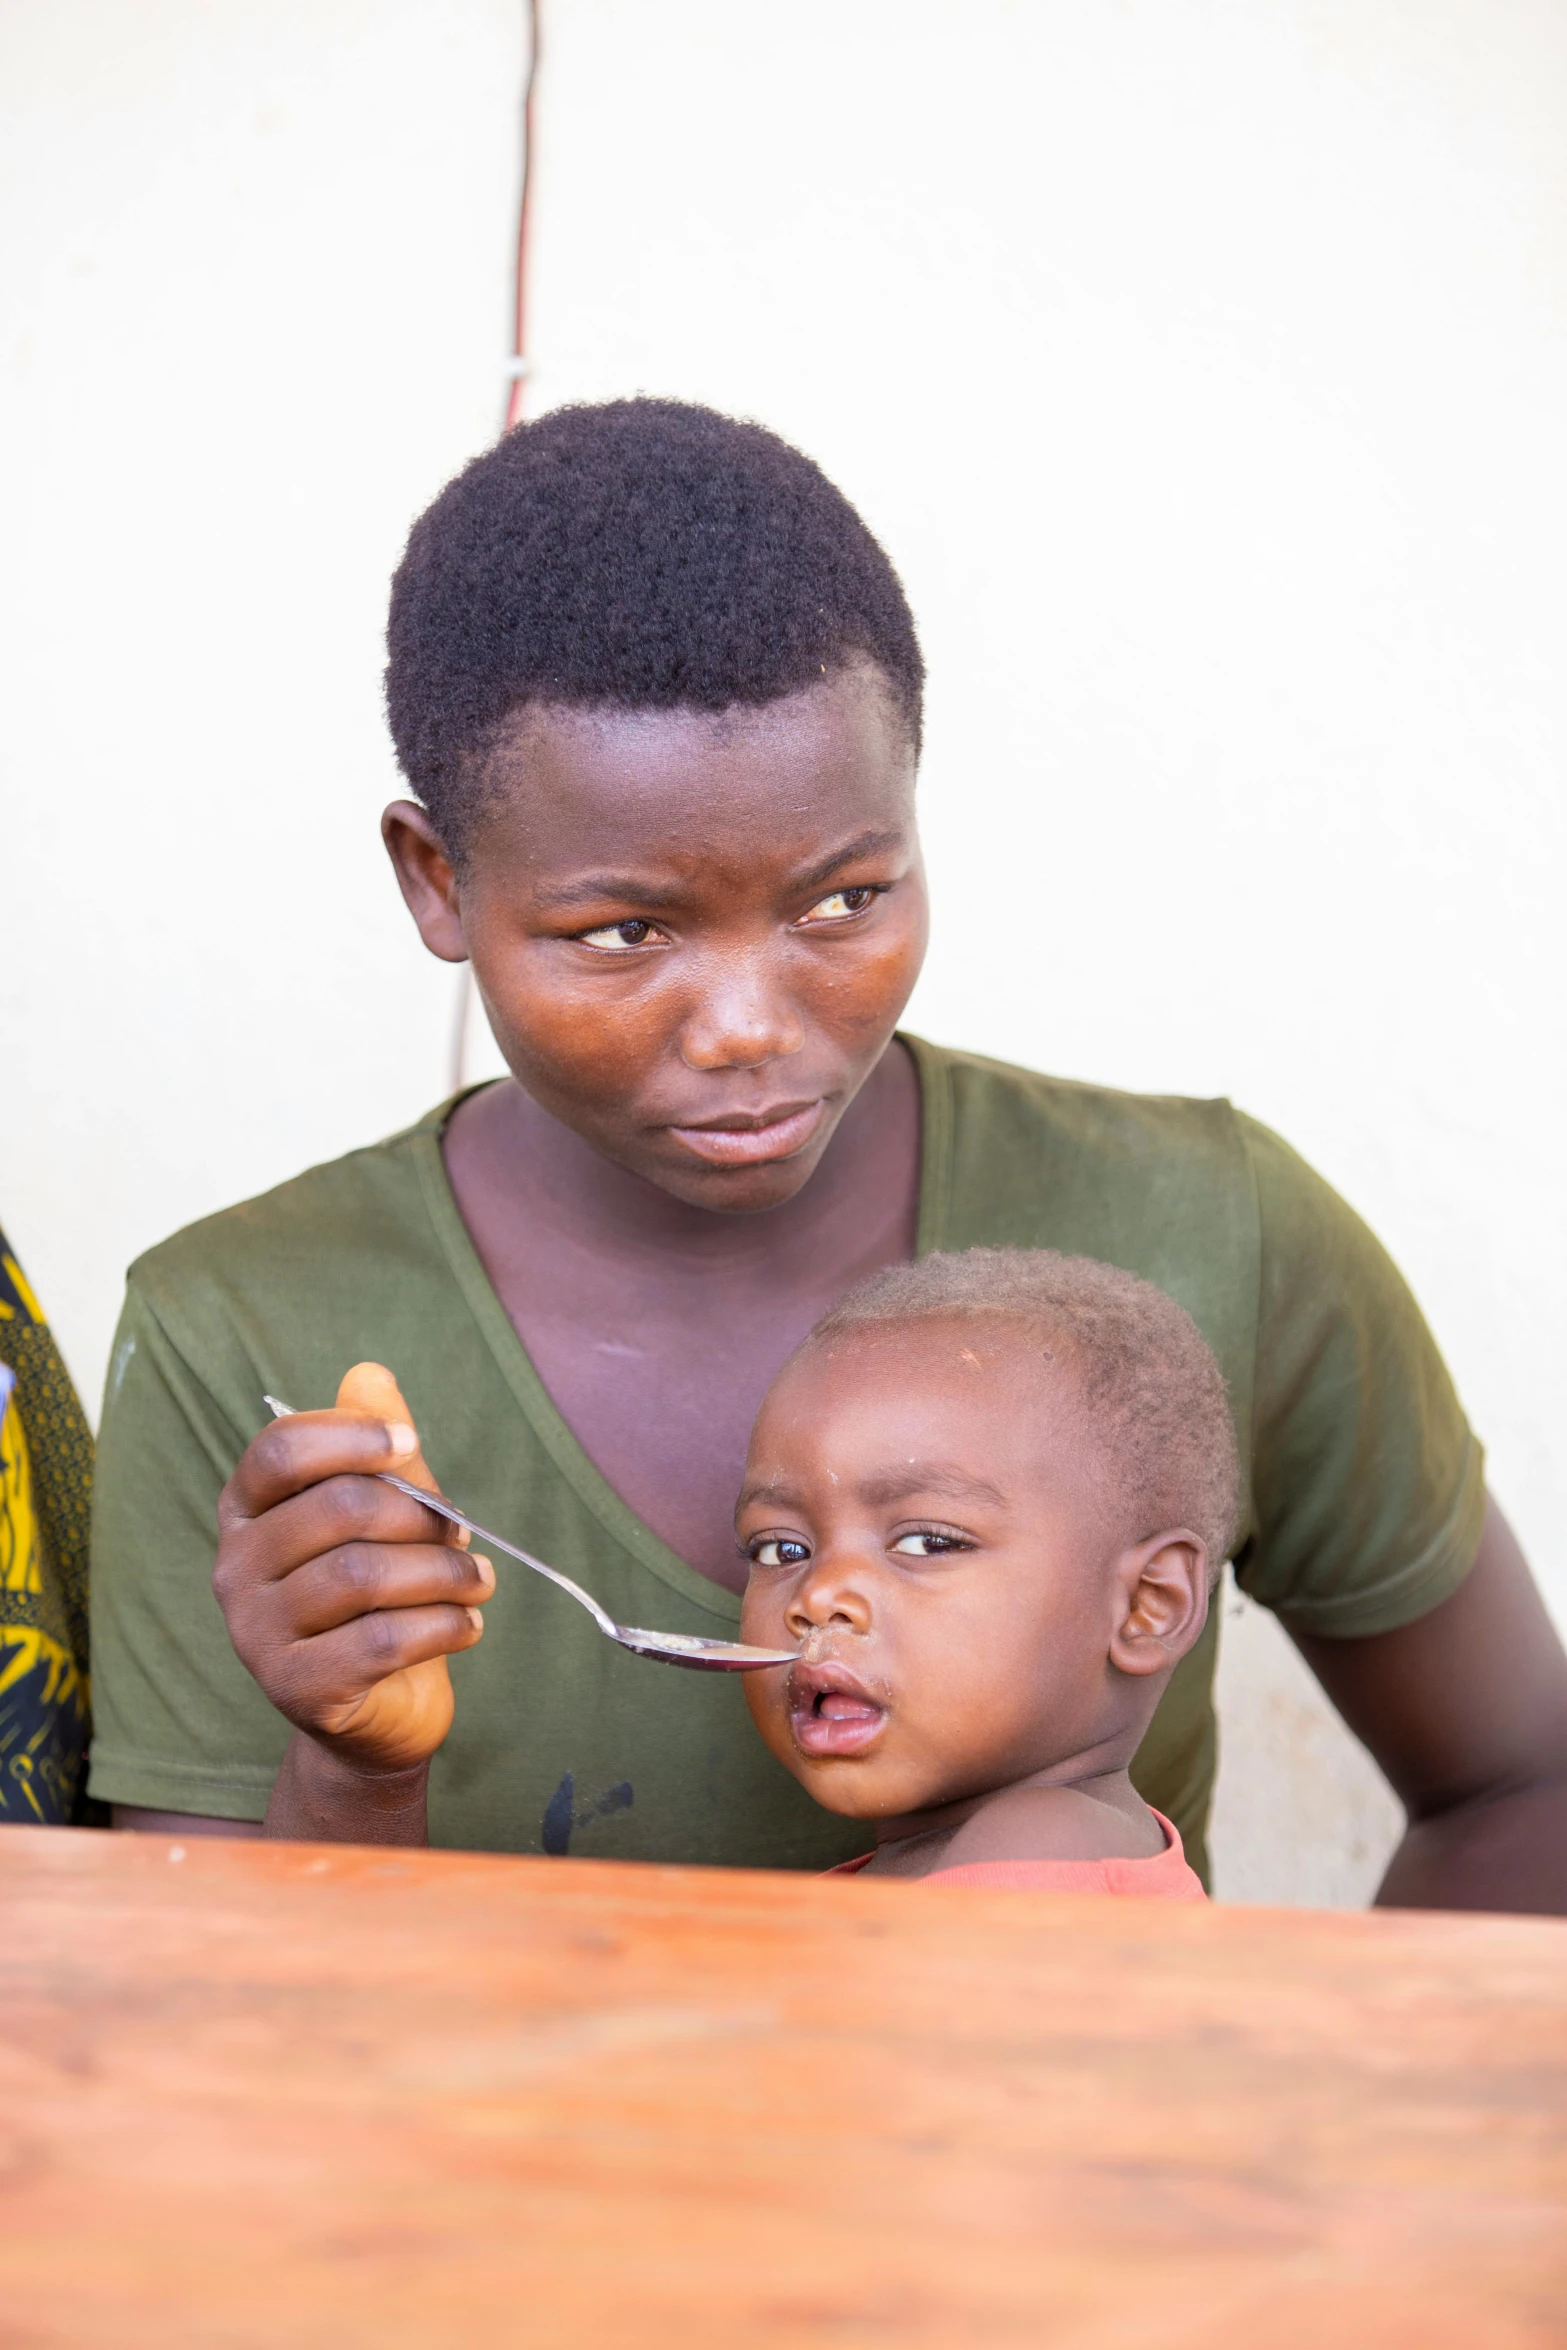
[905,1036,1261,1309]
[908,1033,1246,1166]
[131,1104,452,1297]
[101,1094,514,1472]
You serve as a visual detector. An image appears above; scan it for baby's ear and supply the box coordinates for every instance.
[1107,1532,1210,1678]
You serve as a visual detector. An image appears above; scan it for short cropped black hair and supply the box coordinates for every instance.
[385,398,924,851]
[810,1248,1241,1572]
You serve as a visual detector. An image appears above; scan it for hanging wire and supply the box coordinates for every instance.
[502,0,542,437]
[451,0,541,1096]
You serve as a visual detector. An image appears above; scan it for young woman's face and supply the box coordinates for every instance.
[384,662,928,1211]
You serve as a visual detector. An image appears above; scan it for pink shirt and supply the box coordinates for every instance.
[824,1808,1206,1900]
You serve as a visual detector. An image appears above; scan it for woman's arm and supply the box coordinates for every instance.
[1293,1495,1567,1914]
[112,1747,433,1846]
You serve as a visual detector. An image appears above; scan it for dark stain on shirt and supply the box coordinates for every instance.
[542,1771,635,1856]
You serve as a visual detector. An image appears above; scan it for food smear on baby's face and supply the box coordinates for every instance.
[737,1317,1132,1821]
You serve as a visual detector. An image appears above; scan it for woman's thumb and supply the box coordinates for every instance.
[335,1360,438,1497]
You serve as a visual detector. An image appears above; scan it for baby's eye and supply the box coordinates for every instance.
[577,918,663,951]
[890,1531,970,1557]
[796,886,879,926]
[749,1536,812,1569]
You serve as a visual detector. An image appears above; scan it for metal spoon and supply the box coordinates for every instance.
[263,1397,798,1673]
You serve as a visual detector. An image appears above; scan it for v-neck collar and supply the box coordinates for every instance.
[409,1033,952,1623]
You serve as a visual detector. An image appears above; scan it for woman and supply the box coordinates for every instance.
[90,401,1567,1903]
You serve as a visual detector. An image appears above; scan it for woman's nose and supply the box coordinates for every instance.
[678,954,805,1072]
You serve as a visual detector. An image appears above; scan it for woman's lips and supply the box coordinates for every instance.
[669,1101,825,1166]
[668,1100,826,1168]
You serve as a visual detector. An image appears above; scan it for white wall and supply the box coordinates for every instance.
[5,0,1564,1901]
[1,0,525,1383]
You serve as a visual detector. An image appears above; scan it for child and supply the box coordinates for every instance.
[738,1247,1237,1893]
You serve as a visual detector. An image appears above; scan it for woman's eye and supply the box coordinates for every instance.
[578,918,660,951]
[797,886,879,926]
[750,1537,812,1568]
[890,1532,968,1557]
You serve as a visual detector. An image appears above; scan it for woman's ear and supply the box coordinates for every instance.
[1107,1531,1211,1678]
[382,801,468,964]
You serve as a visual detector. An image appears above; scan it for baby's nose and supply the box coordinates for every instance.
[784,1576,871,1640]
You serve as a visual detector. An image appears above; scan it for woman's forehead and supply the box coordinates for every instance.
[473,666,917,861]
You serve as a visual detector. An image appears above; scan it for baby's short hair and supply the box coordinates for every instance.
[811,1248,1240,1572]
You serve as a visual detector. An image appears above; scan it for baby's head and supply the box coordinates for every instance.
[738,1249,1239,1823]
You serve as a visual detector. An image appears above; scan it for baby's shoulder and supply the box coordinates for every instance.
[940,1784,1167,1869]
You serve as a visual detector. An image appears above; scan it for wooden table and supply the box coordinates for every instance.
[2,1827,1564,2347]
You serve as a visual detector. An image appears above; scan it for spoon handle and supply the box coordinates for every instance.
[262,1396,621,1639]
[374,1471,621,1640]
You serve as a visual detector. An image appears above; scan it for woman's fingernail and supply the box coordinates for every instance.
[384,1421,417,1458]
[474,1555,496,1594]
[465,1607,485,1636]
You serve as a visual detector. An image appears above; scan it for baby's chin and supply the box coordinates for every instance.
[779,1741,947,1822]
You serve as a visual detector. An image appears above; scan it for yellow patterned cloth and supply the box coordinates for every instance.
[0,1228,94,1822]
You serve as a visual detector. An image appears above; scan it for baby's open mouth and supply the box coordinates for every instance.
[787,1658,887,1758]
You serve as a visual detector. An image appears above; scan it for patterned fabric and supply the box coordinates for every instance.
[0,1229,94,1823]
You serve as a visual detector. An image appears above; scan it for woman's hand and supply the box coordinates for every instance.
[212,1363,493,1840]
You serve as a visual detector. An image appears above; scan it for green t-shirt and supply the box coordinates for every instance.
[87,1037,1485,1883]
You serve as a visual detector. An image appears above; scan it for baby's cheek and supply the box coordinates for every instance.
[892,1661,1026,1797]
